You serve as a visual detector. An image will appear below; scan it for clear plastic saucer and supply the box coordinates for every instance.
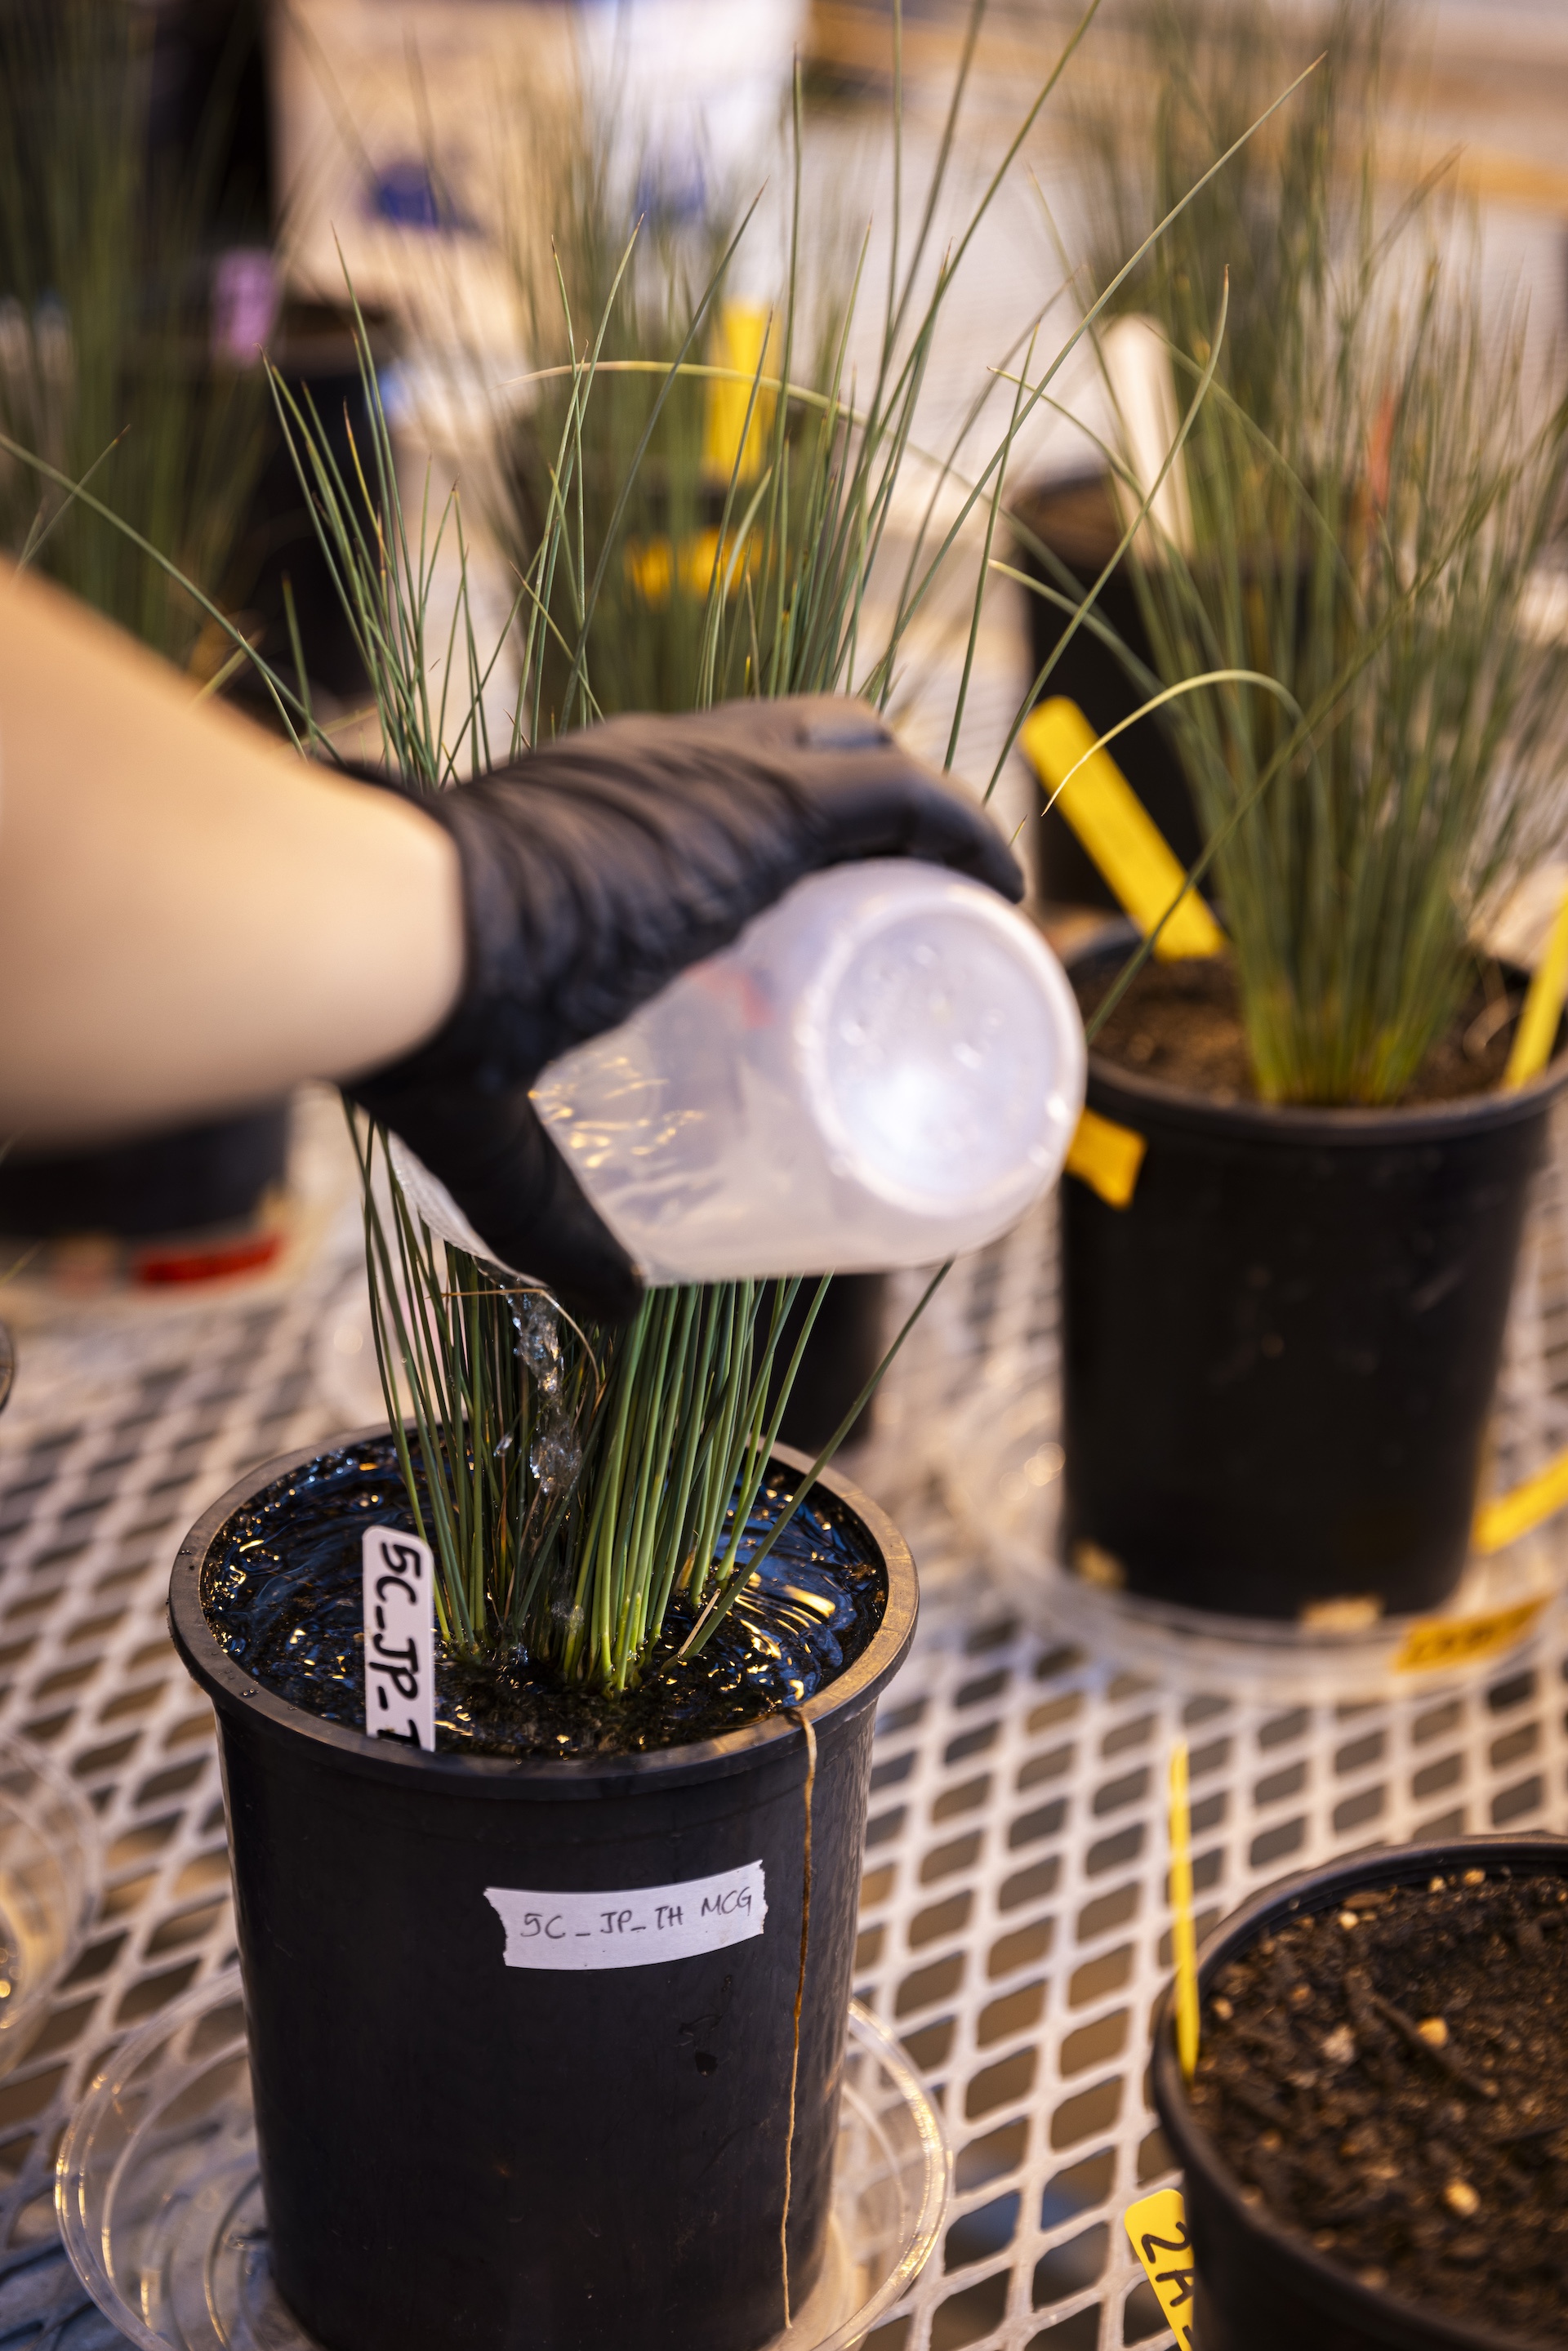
[57,1974,950,2351]
[944,1362,1563,1702]
[0,1728,99,2076]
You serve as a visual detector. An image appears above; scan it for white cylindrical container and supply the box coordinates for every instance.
[399,862,1085,1281]
[479,858,1080,1283]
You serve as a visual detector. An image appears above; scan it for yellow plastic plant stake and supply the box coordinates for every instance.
[1473,1446,1568,1556]
[1064,1106,1147,1208]
[704,302,775,486]
[1505,877,1568,1088]
[1455,879,1568,1558]
[1019,699,1223,960]
[1168,1739,1200,2082]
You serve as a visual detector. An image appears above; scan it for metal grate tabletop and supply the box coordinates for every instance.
[0,1091,1566,2351]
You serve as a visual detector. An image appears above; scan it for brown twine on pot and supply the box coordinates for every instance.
[781,1706,817,2330]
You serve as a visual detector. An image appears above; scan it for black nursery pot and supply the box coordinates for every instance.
[0,1103,288,1243]
[760,1274,888,1453]
[1152,1836,1568,2351]
[169,1436,917,2351]
[1009,474,1204,908]
[228,302,397,715]
[1060,943,1568,1620]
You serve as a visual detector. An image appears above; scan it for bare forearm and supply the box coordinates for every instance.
[0,565,464,1146]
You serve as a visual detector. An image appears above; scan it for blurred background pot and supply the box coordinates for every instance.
[228,297,396,717]
[0,1103,289,1259]
[1009,475,1203,909]
[759,1274,887,1454]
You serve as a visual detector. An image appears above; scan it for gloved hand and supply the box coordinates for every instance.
[347,695,1022,1323]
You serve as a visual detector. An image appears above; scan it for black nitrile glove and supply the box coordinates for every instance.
[347,695,1023,1323]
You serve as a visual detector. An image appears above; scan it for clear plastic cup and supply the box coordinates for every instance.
[533,861,1085,1281]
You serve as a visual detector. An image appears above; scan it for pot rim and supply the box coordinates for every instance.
[168,1425,917,1799]
[1067,923,1568,1148]
[1151,1832,1568,2351]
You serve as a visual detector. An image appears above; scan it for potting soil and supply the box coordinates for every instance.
[1077,955,1518,1104]
[1193,1872,1568,2335]
[202,1436,885,1757]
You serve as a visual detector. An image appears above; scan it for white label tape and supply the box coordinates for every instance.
[485,1862,768,1970]
[362,1525,436,1752]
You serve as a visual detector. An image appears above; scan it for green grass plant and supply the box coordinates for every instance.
[1074,0,1386,457]
[493,91,751,724]
[1046,0,1568,1103]
[1135,269,1568,1106]
[0,0,268,667]
[270,300,962,1690]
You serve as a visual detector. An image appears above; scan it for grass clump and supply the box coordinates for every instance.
[1066,0,1568,1104]
[0,0,269,667]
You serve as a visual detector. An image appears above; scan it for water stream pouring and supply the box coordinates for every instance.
[394,861,1086,1282]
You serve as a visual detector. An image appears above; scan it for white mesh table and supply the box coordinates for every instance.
[0,1092,1565,2351]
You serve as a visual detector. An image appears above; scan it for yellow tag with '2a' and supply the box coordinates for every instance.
[1124,2189,1196,2350]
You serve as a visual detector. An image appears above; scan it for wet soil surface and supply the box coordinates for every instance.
[203,1437,884,1758]
[1074,954,1519,1105]
[1194,1871,1568,2335]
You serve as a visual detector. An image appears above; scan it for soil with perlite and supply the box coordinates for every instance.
[203,1436,884,1758]
[1076,954,1519,1104]
[1192,1872,1568,2336]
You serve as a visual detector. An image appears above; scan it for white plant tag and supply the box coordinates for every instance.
[361,1526,435,1752]
[484,1861,767,1971]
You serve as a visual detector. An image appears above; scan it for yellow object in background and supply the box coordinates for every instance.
[1123,2189,1196,2351]
[1167,1739,1200,2082]
[1504,876,1568,1088]
[703,302,776,486]
[1393,1597,1546,1676]
[624,528,757,607]
[1020,699,1223,960]
[1064,1106,1147,1208]
[1473,1445,1568,1556]
[1468,879,1568,1564]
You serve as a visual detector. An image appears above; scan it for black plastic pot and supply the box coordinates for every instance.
[1060,941,1568,1619]
[1152,1834,1568,2351]
[145,0,272,245]
[170,1435,917,2351]
[760,1274,888,1453]
[0,1103,288,1242]
[228,303,396,715]
[1009,474,1203,908]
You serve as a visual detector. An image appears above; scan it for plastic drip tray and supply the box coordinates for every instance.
[56,1976,949,2351]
